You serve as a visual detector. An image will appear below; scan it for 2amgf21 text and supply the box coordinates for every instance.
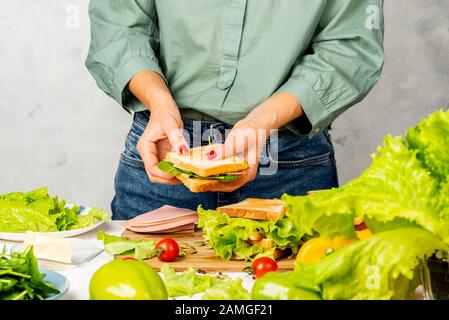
[175,304,272,318]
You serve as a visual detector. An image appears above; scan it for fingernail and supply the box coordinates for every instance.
[179,145,189,156]
[206,150,217,160]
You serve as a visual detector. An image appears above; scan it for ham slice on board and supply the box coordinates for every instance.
[121,205,198,234]
[122,216,197,232]
[126,213,198,227]
[125,205,196,225]
[131,224,195,234]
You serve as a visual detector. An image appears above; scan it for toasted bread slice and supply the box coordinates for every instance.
[177,174,227,193]
[165,144,248,177]
[218,198,286,221]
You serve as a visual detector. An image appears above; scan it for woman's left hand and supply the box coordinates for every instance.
[212,93,304,192]
[213,119,268,192]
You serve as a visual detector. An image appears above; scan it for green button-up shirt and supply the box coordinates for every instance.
[86,0,384,136]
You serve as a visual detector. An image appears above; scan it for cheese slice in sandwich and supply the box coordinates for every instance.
[158,144,248,193]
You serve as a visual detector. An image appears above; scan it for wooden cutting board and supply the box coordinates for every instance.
[120,229,295,272]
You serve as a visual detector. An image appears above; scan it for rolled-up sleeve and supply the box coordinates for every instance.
[276,0,385,136]
[85,0,164,112]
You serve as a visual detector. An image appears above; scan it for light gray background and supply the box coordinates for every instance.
[1,1,448,210]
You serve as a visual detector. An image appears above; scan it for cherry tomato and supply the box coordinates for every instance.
[252,257,278,279]
[156,238,180,262]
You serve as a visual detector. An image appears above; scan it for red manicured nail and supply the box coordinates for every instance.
[206,150,217,160]
[179,145,189,156]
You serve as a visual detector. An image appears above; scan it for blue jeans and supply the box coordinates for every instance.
[111,111,338,220]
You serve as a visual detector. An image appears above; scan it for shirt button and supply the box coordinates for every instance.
[217,68,237,90]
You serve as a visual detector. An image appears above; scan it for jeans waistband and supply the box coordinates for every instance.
[133,110,329,145]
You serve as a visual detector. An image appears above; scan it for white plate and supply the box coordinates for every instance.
[0,205,110,242]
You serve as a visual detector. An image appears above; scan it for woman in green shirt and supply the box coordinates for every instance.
[86,0,384,219]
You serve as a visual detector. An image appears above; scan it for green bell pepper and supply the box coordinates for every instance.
[252,272,321,300]
[89,260,168,300]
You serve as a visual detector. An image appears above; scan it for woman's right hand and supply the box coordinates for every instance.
[129,71,189,184]
[137,104,189,184]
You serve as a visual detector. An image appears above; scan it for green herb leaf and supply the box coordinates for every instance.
[158,161,238,183]
[0,247,60,300]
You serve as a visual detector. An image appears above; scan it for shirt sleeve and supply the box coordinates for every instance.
[85,0,164,113]
[276,0,385,137]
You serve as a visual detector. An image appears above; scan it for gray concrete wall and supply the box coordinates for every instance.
[1,0,448,210]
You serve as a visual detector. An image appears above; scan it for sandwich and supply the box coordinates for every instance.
[157,144,248,192]
[198,198,303,261]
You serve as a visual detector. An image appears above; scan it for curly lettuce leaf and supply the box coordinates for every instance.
[198,206,303,260]
[291,228,448,300]
[73,208,108,229]
[160,264,250,299]
[284,135,449,243]
[0,187,49,203]
[201,278,250,300]
[0,199,58,232]
[406,109,449,180]
[54,206,79,231]
[0,187,108,233]
[160,264,222,297]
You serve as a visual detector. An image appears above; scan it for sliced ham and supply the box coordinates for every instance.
[122,215,197,232]
[126,205,196,225]
[126,213,198,227]
[142,224,195,234]
[122,205,198,234]
[125,223,195,234]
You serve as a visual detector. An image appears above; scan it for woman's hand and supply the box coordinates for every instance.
[129,71,189,184]
[137,104,189,184]
[213,119,268,192]
[213,93,304,192]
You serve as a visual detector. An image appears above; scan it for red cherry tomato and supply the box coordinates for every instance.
[252,257,278,279]
[156,238,180,262]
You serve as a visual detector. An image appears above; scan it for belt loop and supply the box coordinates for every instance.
[209,123,226,144]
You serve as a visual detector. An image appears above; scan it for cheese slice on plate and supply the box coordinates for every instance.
[23,232,72,264]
